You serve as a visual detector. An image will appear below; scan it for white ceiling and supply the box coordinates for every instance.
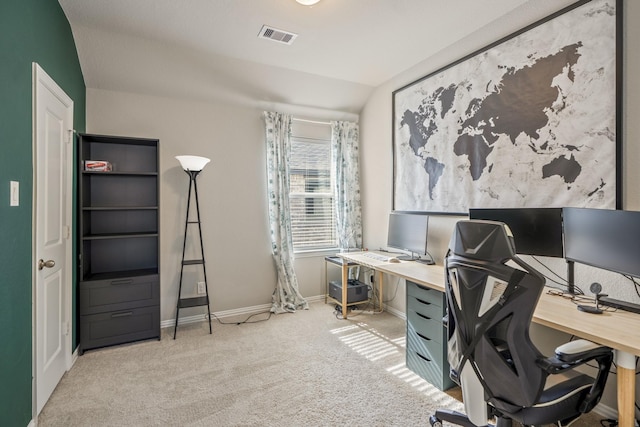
[58,0,574,114]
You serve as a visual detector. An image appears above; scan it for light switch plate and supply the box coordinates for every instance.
[10,181,19,206]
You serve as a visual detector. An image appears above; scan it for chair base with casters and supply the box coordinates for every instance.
[430,220,613,427]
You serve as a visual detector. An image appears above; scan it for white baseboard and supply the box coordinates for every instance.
[383,303,406,320]
[593,402,619,424]
[71,347,78,366]
[306,295,326,303]
[161,295,326,329]
[309,295,406,319]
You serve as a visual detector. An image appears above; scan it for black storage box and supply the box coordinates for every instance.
[329,280,369,304]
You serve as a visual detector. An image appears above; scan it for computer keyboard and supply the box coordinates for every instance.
[599,296,640,315]
[361,252,395,262]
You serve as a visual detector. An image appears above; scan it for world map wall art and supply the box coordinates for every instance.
[392,0,620,214]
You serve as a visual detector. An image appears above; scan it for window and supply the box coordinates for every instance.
[289,122,336,252]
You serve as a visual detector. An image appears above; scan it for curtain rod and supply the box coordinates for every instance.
[292,117,331,125]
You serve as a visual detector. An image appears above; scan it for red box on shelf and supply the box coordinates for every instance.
[84,160,112,172]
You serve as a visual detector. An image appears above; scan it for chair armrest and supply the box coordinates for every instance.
[555,339,612,364]
[536,339,613,414]
[537,339,611,373]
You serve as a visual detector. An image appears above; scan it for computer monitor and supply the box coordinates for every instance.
[387,212,429,261]
[468,208,564,258]
[564,207,640,278]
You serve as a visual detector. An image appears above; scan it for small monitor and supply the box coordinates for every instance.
[387,212,429,261]
[468,208,564,258]
[564,207,640,278]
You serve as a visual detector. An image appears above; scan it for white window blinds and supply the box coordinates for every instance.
[289,121,336,252]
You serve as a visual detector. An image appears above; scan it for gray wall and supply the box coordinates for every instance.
[358,0,639,416]
[360,0,640,312]
[86,88,355,320]
[88,89,276,319]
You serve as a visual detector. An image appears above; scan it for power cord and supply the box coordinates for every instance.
[546,288,617,313]
[383,276,401,304]
[622,274,640,301]
[360,266,401,304]
[210,310,272,325]
[531,256,585,295]
[423,250,436,264]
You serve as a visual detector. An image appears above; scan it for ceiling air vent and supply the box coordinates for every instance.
[258,25,298,45]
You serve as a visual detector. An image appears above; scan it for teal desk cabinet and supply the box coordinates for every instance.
[406,280,455,391]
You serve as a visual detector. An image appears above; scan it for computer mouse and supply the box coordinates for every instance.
[388,257,401,263]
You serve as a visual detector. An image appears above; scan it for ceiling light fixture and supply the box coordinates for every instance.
[296,0,321,5]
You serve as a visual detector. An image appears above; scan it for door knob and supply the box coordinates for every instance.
[38,259,55,270]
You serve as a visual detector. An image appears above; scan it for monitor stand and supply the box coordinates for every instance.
[396,254,418,261]
[567,260,575,295]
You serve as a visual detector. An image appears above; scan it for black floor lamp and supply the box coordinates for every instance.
[174,155,212,338]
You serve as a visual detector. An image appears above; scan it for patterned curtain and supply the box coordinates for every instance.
[263,111,309,313]
[331,121,363,251]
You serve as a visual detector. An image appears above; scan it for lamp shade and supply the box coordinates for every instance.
[176,155,210,171]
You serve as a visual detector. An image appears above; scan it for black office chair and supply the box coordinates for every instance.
[430,220,612,427]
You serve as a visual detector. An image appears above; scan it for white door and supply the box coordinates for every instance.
[33,63,73,414]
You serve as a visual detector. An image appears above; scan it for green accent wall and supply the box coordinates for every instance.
[0,0,85,424]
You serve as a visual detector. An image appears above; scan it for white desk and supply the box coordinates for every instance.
[337,251,640,427]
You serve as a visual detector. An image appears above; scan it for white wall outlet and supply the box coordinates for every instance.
[10,181,19,206]
[197,281,206,295]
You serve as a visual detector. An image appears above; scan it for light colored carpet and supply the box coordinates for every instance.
[38,301,603,426]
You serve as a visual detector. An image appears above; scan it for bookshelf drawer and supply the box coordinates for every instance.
[79,274,159,315]
[80,305,160,353]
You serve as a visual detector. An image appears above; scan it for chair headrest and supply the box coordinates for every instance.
[449,220,517,263]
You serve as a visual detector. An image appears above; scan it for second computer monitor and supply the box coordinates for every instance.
[468,207,564,258]
[564,207,640,279]
[387,212,429,261]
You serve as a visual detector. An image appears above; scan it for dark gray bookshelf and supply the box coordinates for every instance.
[78,133,160,354]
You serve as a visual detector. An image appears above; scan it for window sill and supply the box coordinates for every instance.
[294,248,340,259]
[293,248,367,259]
